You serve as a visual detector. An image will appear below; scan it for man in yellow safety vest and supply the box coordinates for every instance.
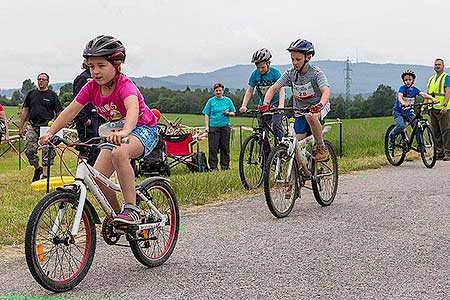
[427,58,450,160]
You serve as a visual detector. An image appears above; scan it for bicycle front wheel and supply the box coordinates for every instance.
[239,134,264,189]
[130,179,179,267]
[420,124,436,168]
[312,140,339,206]
[25,191,96,292]
[263,144,299,218]
[384,124,407,166]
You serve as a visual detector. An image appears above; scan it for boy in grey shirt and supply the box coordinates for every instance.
[262,39,331,161]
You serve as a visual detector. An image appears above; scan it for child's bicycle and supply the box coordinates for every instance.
[263,107,339,218]
[238,109,285,189]
[384,102,436,168]
[25,135,179,292]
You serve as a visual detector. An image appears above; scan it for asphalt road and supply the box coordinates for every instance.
[1,160,450,300]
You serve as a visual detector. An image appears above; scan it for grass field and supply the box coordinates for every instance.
[0,106,406,246]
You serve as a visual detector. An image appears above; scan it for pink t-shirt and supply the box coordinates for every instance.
[74,74,156,127]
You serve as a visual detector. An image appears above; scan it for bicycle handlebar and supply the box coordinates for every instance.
[266,107,311,115]
[43,135,129,150]
[235,109,260,116]
[401,101,435,109]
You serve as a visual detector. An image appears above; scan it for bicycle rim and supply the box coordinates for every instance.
[312,141,338,206]
[131,180,179,267]
[420,125,436,168]
[25,191,96,292]
[239,135,264,189]
[384,124,406,166]
[263,145,298,218]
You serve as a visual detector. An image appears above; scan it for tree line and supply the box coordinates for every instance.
[1,79,400,120]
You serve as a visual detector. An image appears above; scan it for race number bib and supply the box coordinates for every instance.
[292,82,315,100]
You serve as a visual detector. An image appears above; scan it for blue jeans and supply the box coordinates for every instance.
[389,112,420,144]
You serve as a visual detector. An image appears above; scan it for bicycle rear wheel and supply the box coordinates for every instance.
[25,191,96,292]
[263,144,299,218]
[239,134,264,189]
[312,141,338,206]
[130,179,179,267]
[419,124,436,168]
[384,124,407,166]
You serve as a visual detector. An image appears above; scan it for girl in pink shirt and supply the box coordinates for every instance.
[40,35,158,224]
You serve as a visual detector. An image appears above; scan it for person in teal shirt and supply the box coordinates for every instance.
[202,82,236,170]
[240,48,285,140]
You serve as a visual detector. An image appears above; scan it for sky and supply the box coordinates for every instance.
[1,0,449,88]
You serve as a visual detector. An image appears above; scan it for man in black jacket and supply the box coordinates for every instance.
[73,62,102,165]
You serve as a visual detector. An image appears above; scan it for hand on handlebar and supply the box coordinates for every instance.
[239,106,247,113]
[38,132,54,146]
[310,103,323,114]
[106,131,129,146]
[259,104,270,113]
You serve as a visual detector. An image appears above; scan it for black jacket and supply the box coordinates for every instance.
[73,70,101,124]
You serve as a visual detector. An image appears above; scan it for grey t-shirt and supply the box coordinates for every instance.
[277,65,330,109]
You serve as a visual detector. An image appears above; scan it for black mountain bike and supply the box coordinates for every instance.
[384,102,436,168]
[238,110,285,189]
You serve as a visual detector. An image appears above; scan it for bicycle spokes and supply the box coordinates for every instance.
[264,145,298,218]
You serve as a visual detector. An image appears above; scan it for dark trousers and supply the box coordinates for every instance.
[429,110,450,157]
[76,117,101,166]
[208,126,231,170]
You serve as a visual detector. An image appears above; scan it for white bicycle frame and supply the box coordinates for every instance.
[52,154,168,239]
[275,121,331,184]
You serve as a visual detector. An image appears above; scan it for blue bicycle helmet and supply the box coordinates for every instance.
[287,39,315,56]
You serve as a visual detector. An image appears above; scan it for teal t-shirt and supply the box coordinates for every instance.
[202,96,236,127]
[248,66,282,105]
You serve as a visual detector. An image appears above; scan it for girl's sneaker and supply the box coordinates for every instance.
[113,204,141,225]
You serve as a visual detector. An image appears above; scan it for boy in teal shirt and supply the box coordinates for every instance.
[240,48,285,140]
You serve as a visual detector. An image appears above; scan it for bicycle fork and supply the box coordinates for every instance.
[49,181,88,239]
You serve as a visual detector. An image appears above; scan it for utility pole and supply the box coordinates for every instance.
[344,57,352,101]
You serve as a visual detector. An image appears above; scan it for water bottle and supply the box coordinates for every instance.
[98,120,125,137]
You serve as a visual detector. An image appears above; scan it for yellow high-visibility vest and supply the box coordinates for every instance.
[427,72,450,110]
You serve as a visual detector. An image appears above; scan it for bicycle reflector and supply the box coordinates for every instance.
[37,243,45,262]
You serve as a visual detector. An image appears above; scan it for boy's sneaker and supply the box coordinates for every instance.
[313,145,329,162]
[32,167,43,182]
[113,204,141,225]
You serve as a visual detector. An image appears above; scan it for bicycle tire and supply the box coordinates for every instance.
[239,134,264,189]
[384,124,406,166]
[25,191,96,292]
[420,124,436,168]
[130,179,179,267]
[263,144,299,218]
[311,140,339,206]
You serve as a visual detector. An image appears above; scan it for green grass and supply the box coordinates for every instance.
[0,106,404,246]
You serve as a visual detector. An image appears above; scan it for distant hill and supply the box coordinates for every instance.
[129,61,437,97]
[1,61,439,98]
